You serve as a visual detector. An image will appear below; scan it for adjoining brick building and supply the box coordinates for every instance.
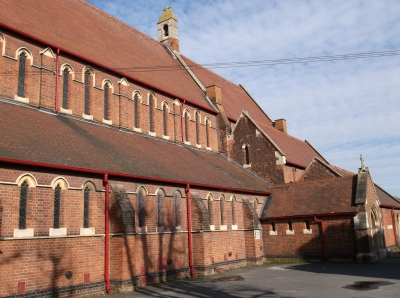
[0,1,399,297]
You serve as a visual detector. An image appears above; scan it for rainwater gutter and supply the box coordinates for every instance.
[103,173,111,293]
[185,183,195,277]
[0,23,218,116]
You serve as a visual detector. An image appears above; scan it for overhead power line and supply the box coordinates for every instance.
[1,49,399,76]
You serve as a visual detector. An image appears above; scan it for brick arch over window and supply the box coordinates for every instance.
[162,101,169,136]
[51,177,69,190]
[133,91,141,129]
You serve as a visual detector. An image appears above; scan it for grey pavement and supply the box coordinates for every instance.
[103,257,400,298]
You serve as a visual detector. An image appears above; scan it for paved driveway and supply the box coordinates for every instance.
[108,257,400,298]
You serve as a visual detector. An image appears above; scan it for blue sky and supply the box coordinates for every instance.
[87,0,400,197]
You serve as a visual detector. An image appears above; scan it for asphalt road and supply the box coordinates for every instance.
[101,257,400,298]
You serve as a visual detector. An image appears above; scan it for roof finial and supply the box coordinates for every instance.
[360,154,365,170]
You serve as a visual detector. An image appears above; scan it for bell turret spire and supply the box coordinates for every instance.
[157,7,179,52]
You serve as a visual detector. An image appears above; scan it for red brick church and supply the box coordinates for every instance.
[0,1,399,297]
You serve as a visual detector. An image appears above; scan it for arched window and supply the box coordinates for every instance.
[163,24,169,37]
[149,93,154,132]
[83,186,90,228]
[104,83,109,120]
[243,144,250,165]
[53,184,61,229]
[137,188,145,228]
[184,111,189,142]
[134,93,139,128]
[19,181,29,229]
[163,103,168,136]
[62,68,70,109]
[195,111,200,145]
[173,191,181,227]
[205,118,210,148]
[157,189,165,227]
[84,70,91,115]
[219,196,224,225]
[231,196,236,225]
[17,52,27,97]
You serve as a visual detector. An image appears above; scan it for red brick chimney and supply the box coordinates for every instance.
[274,119,287,133]
[206,84,222,104]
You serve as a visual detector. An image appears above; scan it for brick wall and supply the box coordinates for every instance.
[262,217,356,261]
[0,31,219,153]
[229,116,285,184]
[298,159,338,182]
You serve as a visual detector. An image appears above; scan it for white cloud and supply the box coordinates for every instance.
[87,0,400,196]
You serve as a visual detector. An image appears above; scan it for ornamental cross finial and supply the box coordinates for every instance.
[360,154,365,169]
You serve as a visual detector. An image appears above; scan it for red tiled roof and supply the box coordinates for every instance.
[257,122,324,168]
[181,56,274,127]
[0,101,270,193]
[181,58,325,168]
[0,0,213,111]
[330,165,354,177]
[375,185,400,207]
[261,176,357,218]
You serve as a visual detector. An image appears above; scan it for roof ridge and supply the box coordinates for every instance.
[270,174,355,188]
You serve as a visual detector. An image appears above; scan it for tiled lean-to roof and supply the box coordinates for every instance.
[261,175,357,218]
[0,0,213,111]
[375,184,400,207]
[0,101,270,193]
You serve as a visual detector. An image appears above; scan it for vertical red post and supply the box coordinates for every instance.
[55,48,60,113]
[314,216,328,261]
[186,183,194,277]
[104,173,111,293]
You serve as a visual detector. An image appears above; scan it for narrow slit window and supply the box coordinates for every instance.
[157,189,165,227]
[271,222,276,232]
[17,52,27,97]
[245,145,250,164]
[288,221,293,231]
[306,220,310,230]
[149,94,154,132]
[134,93,139,128]
[83,186,90,228]
[195,112,200,145]
[185,112,189,142]
[84,70,91,115]
[174,191,181,227]
[208,198,212,224]
[53,185,61,229]
[104,84,109,120]
[62,68,69,109]
[19,181,29,229]
[231,200,235,225]
[163,103,168,136]
[163,24,169,37]
[220,198,224,225]
[138,188,145,228]
[206,120,210,147]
